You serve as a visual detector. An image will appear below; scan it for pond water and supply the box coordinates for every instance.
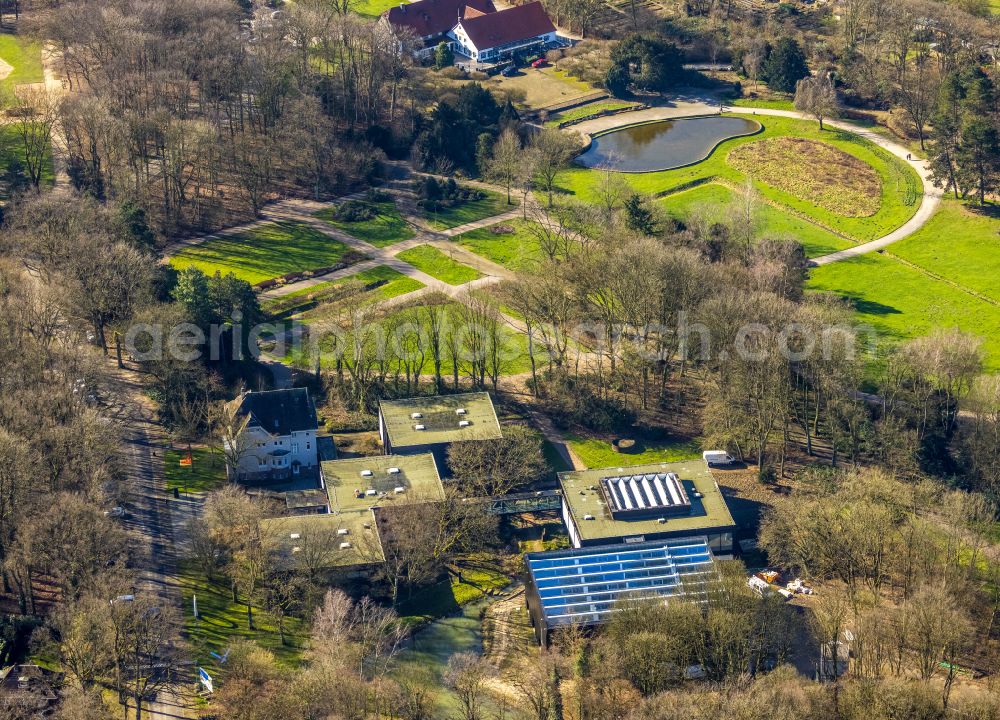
[576,116,761,172]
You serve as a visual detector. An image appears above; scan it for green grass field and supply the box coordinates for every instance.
[315,200,415,247]
[658,183,854,258]
[346,264,426,299]
[807,202,1000,372]
[164,448,228,493]
[170,221,356,285]
[178,560,307,669]
[352,0,400,16]
[424,190,511,230]
[453,219,547,271]
[544,100,641,128]
[730,97,795,111]
[0,33,44,90]
[566,434,703,469]
[889,201,1000,304]
[396,244,483,285]
[558,115,921,242]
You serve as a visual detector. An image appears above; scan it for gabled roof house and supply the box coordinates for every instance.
[225,388,321,484]
[383,0,558,63]
[384,0,496,46]
[448,2,556,63]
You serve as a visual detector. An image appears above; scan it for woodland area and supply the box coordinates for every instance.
[0,0,998,716]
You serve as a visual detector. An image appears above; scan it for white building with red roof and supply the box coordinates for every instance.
[448,1,556,63]
[382,0,558,63]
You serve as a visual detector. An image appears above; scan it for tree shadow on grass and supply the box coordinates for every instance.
[833,292,902,317]
[966,202,1000,220]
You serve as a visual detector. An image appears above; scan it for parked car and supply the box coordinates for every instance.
[500,64,517,77]
[531,58,547,68]
[702,450,736,467]
[104,506,125,518]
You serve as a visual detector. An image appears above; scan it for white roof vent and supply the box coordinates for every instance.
[339,542,352,549]
[387,467,401,474]
[366,489,378,496]
[292,546,301,553]
[458,420,470,428]
[394,486,406,494]
[411,412,423,419]
[360,469,373,477]
[414,424,425,430]
[456,408,467,415]
[337,528,349,536]
[289,533,301,539]
[583,514,595,520]
[657,518,667,524]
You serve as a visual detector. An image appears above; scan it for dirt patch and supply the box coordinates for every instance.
[0,57,12,82]
[728,136,882,217]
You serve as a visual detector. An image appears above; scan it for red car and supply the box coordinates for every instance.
[531,58,547,68]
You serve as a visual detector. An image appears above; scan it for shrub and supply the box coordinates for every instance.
[334,199,377,222]
[414,177,486,212]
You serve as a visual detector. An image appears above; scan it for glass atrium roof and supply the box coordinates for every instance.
[526,537,716,629]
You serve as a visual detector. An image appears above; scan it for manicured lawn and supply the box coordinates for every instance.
[488,65,594,110]
[352,0,401,16]
[170,221,356,285]
[178,560,307,669]
[544,100,641,128]
[0,33,44,90]
[889,201,1000,304]
[348,264,426,299]
[807,246,1000,373]
[453,219,547,271]
[658,183,854,258]
[423,190,511,230]
[566,434,703,469]
[558,115,921,242]
[164,448,228,493]
[396,244,483,285]
[730,97,795,110]
[315,200,415,247]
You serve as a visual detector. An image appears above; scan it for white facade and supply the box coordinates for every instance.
[228,425,318,482]
[447,22,556,62]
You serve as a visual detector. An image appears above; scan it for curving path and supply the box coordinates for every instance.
[568,102,943,266]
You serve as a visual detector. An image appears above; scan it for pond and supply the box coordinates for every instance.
[576,115,761,173]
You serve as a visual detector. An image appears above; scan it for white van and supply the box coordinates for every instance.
[703,450,736,467]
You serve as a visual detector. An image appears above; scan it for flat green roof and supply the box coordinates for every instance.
[261,454,446,571]
[559,460,736,542]
[379,392,503,449]
[261,512,382,570]
[322,453,445,511]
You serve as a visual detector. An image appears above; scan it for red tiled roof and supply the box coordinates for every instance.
[462,5,487,18]
[459,2,556,51]
[385,0,497,39]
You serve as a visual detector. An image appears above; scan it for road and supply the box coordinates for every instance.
[111,370,196,720]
